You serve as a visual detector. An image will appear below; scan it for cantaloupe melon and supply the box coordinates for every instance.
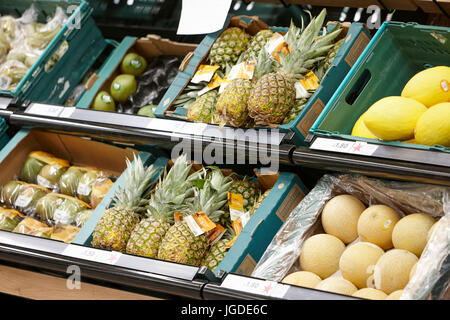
[299,234,346,279]
[409,262,418,281]
[357,205,401,250]
[339,242,384,289]
[315,277,358,296]
[392,213,436,257]
[374,249,418,295]
[282,271,322,288]
[401,66,450,107]
[321,195,366,244]
[385,290,403,300]
[352,288,387,300]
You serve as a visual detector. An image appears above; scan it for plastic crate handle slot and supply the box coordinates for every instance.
[345,69,372,106]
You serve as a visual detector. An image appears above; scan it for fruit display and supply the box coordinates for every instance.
[91,51,182,115]
[252,174,448,300]
[171,9,344,128]
[90,153,290,272]
[0,5,68,91]
[351,66,450,148]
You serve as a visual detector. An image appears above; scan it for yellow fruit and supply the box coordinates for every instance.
[392,213,436,257]
[401,66,450,107]
[352,288,387,300]
[351,112,378,139]
[426,221,438,242]
[339,242,384,289]
[409,262,417,281]
[357,205,401,250]
[282,271,322,288]
[414,102,450,147]
[315,277,358,296]
[321,195,366,244]
[402,138,416,144]
[363,96,427,141]
[374,249,418,295]
[299,234,346,279]
[385,290,403,300]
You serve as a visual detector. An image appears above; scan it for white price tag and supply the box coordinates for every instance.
[184,214,205,237]
[14,194,32,208]
[221,274,289,298]
[62,245,122,265]
[77,183,91,196]
[53,209,71,225]
[26,103,63,117]
[59,107,76,118]
[37,175,54,189]
[311,138,378,156]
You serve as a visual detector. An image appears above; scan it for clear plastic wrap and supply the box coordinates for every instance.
[0,207,23,231]
[251,174,449,300]
[13,183,49,216]
[35,193,90,226]
[13,217,53,238]
[50,223,80,243]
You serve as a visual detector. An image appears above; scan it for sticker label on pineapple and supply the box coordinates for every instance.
[77,183,92,196]
[184,214,205,237]
[174,211,183,223]
[198,73,223,96]
[294,81,311,99]
[299,71,320,91]
[441,80,449,92]
[208,224,226,245]
[14,194,32,208]
[221,274,290,298]
[227,61,256,81]
[193,211,216,233]
[265,33,290,63]
[62,244,122,265]
[228,192,245,221]
[191,65,220,84]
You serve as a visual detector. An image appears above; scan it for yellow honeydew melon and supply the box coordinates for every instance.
[282,271,322,288]
[385,289,404,300]
[299,234,346,279]
[352,288,387,300]
[392,213,436,257]
[363,96,427,141]
[339,242,384,289]
[401,66,450,107]
[357,205,401,250]
[315,277,358,296]
[321,195,366,244]
[414,102,450,147]
[351,112,378,139]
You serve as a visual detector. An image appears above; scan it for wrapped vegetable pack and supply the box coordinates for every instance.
[252,174,449,300]
[0,4,68,90]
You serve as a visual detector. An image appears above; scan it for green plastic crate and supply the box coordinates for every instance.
[0,118,8,151]
[310,22,450,153]
[154,16,371,146]
[0,0,108,105]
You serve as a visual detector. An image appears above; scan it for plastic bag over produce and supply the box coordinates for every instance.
[251,174,449,300]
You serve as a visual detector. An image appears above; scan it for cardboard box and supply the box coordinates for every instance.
[414,0,450,13]
[74,35,198,109]
[0,129,155,242]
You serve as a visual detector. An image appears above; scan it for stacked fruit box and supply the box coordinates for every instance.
[252,174,449,300]
[154,9,371,146]
[311,22,450,153]
[72,154,308,276]
[0,129,156,243]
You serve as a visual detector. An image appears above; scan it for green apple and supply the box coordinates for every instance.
[92,91,116,111]
[137,105,157,117]
[120,53,147,76]
[110,74,137,103]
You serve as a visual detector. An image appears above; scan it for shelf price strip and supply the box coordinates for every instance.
[62,244,122,265]
[310,137,379,156]
[220,274,289,298]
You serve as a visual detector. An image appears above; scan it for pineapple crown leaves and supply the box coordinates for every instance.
[185,168,233,222]
[111,155,159,213]
[146,154,202,221]
[278,8,342,79]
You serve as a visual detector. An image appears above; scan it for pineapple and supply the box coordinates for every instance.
[214,78,253,127]
[282,98,308,124]
[316,37,344,80]
[229,176,260,212]
[157,168,233,266]
[250,188,271,215]
[91,155,159,252]
[239,29,274,63]
[126,154,201,258]
[208,27,250,70]
[186,90,219,123]
[248,9,342,125]
[202,227,235,272]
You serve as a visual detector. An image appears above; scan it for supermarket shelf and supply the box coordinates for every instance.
[251,0,419,11]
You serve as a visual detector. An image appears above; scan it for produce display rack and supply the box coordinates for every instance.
[0,0,448,302]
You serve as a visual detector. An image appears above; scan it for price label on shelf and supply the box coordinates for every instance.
[26,103,63,117]
[62,244,122,265]
[311,138,378,156]
[221,274,289,298]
